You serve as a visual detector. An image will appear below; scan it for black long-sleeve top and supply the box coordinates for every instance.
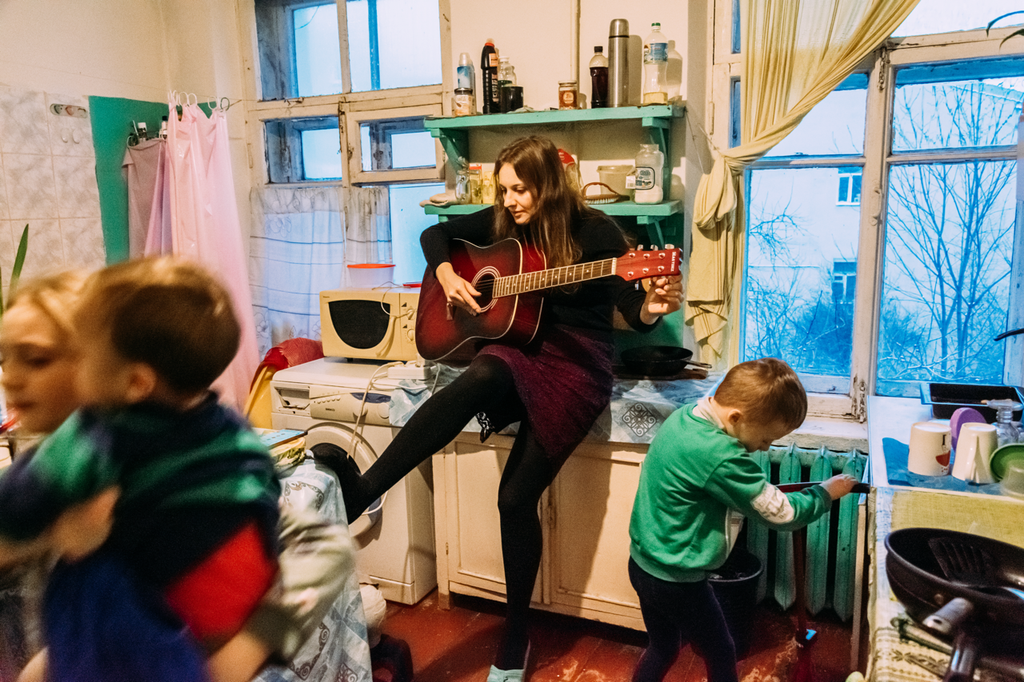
[420,207,656,339]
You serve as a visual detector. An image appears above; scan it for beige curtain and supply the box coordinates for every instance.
[686,0,920,365]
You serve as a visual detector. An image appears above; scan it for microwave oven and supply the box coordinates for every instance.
[320,288,420,362]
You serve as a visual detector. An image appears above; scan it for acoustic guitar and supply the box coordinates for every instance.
[415,238,681,366]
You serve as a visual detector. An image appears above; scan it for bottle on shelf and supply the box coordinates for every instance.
[497,56,517,112]
[608,19,629,107]
[457,52,475,90]
[481,40,500,114]
[455,52,476,116]
[633,143,664,204]
[159,115,168,139]
[589,46,608,108]
[498,56,516,88]
[989,399,1022,447]
[643,22,669,105]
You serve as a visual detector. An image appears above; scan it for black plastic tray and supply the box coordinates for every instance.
[919,382,1024,422]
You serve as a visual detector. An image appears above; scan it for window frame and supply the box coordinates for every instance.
[712,3,1024,420]
[239,0,452,189]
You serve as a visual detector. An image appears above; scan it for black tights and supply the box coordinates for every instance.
[331,355,558,669]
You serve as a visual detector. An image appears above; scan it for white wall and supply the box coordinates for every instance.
[0,0,254,251]
[0,0,170,101]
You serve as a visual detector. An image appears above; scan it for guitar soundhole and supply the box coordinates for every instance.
[473,268,498,311]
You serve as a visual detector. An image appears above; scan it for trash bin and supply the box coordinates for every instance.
[709,547,762,659]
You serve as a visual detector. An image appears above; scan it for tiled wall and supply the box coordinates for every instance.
[0,86,106,294]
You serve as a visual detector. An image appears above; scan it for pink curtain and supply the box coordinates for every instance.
[145,97,258,411]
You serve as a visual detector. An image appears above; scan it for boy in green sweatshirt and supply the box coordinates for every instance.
[628,357,857,682]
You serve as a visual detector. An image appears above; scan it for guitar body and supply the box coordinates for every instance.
[416,239,547,366]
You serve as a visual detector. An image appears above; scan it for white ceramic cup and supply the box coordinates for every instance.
[908,421,952,476]
[951,423,998,484]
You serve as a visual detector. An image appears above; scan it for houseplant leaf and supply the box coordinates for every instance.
[0,224,30,325]
[9,224,29,304]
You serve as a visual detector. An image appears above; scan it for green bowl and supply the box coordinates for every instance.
[989,443,1024,482]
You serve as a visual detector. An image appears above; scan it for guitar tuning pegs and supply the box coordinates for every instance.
[665,244,675,249]
[636,245,645,250]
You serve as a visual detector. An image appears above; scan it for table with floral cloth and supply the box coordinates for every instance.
[255,457,372,682]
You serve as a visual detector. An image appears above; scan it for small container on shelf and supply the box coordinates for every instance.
[558,81,579,110]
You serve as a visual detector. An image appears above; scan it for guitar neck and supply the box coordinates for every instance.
[495,258,618,297]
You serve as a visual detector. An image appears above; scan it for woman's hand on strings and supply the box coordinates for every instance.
[436,262,482,316]
[640,274,683,325]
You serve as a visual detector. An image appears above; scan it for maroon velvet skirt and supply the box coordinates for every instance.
[476,325,614,468]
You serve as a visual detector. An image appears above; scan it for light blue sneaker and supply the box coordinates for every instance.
[485,642,531,682]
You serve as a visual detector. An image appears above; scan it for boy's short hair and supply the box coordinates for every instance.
[8,270,88,341]
[77,257,240,395]
[714,358,807,430]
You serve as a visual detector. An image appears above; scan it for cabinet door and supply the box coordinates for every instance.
[548,441,645,627]
[437,435,543,603]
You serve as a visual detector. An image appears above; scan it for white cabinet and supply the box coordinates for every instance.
[431,432,646,630]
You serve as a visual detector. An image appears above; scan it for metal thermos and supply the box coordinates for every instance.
[608,19,629,107]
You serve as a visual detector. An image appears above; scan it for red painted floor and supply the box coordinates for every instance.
[379,590,855,682]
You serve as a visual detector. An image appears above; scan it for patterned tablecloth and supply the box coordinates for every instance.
[255,457,372,682]
[866,487,1024,682]
[389,364,722,445]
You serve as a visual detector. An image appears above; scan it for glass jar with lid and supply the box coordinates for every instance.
[558,81,578,109]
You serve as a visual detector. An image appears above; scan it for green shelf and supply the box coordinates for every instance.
[424,104,684,133]
[424,200,683,245]
[424,200,681,218]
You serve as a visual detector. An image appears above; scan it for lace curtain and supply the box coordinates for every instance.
[685,0,920,365]
[249,185,390,357]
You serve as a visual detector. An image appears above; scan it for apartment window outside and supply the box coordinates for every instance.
[837,168,862,206]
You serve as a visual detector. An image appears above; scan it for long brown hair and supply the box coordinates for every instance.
[492,136,601,269]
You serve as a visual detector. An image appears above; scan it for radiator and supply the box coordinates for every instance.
[741,445,868,622]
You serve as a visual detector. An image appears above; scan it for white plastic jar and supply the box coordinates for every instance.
[633,143,664,203]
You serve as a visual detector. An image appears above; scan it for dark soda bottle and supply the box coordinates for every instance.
[481,40,500,114]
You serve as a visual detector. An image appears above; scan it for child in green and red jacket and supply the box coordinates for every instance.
[628,357,857,682]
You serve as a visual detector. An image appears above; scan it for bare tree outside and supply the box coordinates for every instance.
[878,78,1021,394]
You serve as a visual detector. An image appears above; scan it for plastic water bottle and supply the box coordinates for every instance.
[589,46,608,108]
[457,53,475,91]
[643,23,669,105]
[634,143,664,204]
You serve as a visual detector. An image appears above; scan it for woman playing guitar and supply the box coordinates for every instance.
[331,135,683,681]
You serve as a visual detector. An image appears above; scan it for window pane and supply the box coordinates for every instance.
[348,0,442,92]
[743,167,861,393]
[294,4,343,97]
[389,183,443,284]
[255,0,342,100]
[360,118,433,171]
[893,0,1023,37]
[301,128,344,180]
[893,59,1024,152]
[765,74,867,157]
[265,116,342,183]
[877,161,1015,396]
[391,131,436,168]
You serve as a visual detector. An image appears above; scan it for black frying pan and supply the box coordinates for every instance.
[885,528,1024,682]
[620,346,712,377]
